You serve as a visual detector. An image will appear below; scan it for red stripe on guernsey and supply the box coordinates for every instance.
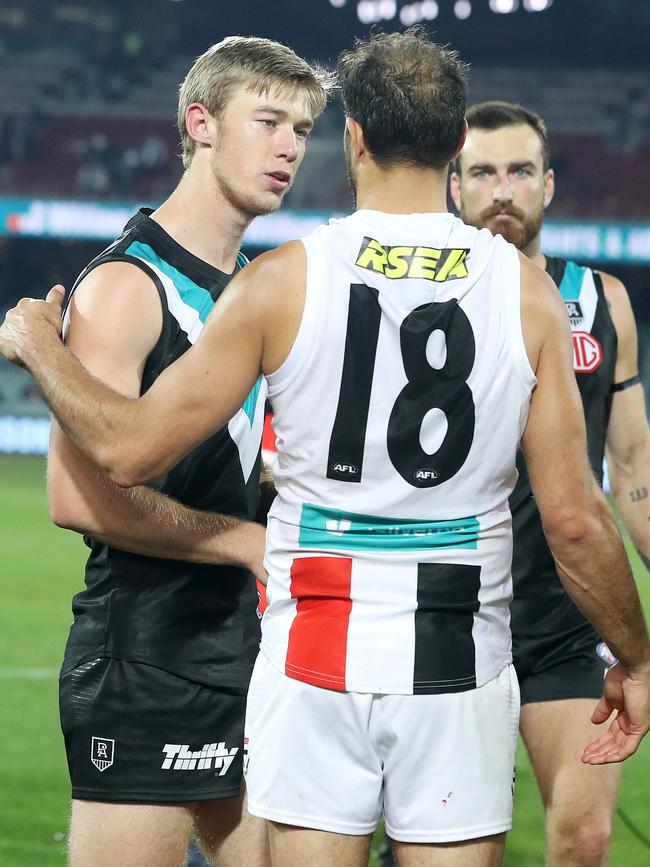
[256,580,268,616]
[285,557,352,690]
[262,412,277,453]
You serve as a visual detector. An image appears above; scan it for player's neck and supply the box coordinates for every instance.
[355,164,449,215]
[522,234,546,269]
[151,171,249,274]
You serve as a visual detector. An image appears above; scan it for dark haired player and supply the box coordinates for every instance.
[451,100,650,867]
[3,36,650,867]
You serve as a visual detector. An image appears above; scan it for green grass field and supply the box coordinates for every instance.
[1,454,649,866]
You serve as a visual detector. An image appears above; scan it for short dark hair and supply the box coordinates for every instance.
[454,100,550,173]
[337,27,468,170]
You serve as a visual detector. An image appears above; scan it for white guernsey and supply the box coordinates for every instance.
[264,210,535,695]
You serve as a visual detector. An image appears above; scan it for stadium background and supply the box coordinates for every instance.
[0,1,648,864]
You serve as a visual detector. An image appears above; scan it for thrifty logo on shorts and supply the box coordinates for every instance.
[355,237,469,282]
[161,742,239,775]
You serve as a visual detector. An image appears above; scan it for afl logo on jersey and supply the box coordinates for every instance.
[572,331,603,373]
[414,469,439,481]
[331,462,358,475]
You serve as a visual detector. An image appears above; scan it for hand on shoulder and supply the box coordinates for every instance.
[0,284,66,367]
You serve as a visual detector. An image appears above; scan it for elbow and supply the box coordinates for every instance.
[48,495,92,534]
[50,506,82,532]
[96,444,145,488]
[99,444,163,488]
[542,509,594,548]
[105,460,149,489]
[541,490,609,550]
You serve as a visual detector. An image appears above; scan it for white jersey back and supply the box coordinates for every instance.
[263,210,536,695]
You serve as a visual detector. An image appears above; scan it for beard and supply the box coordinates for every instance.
[466,201,544,251]
[344,128,357,209]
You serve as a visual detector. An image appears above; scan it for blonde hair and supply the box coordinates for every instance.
[178,36,332,168]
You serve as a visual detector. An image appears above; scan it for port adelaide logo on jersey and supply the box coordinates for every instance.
[565,300,584,327]
[355,237,470,282]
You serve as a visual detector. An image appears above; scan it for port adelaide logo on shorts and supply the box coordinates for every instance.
[91,736,115,772]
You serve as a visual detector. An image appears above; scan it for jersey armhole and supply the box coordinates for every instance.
[266,236,320,399]
[501,247,537,394]
[62,255,170,393]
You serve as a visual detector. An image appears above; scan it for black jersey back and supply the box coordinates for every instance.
[60,209,266,692]
[510,257,617,643]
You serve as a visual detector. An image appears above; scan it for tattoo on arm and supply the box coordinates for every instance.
[630,487,648,503]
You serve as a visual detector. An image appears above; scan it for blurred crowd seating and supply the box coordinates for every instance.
[0,357,47,417]
[1,31,649,218]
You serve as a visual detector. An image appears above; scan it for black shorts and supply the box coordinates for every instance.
[513,617,615,706]
[59,657,247,802]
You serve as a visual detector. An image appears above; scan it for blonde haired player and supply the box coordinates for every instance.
[2,32,650,867]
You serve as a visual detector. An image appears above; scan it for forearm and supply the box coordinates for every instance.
[545,490,650,672]
[63,475,260,567]
[611,452,650,571]
[23,337,141,476]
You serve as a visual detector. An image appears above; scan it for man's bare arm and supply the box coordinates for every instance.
[0,242,305,487]
[602,273,650,573]
[46,263,265,577]
[520,253,650,762]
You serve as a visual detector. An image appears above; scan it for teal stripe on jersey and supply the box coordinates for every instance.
[236,251,249,269]
[558,261,587,302]
[298,504,479,551]
[127,241,260,425]
[242,377,263,426]
[126,241,214,322]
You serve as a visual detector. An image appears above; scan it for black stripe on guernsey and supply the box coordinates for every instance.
[327,284,381,483]
[413,562,481,694]
[543,255,568,287]
[610,374,641,393]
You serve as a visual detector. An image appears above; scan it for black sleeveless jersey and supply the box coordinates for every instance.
[510,257,617,640]
[60,209,267,691]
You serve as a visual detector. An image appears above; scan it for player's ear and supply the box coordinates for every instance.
[450,119,468,161]
[449,171,462,212]
[346,116,366,159]
[185,103,214,149]
[543,168,555,209]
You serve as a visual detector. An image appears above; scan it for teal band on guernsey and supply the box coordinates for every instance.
[557,260,587,302]
[298,503,480,551]
[126,238,262,427]
[242,378,264,426]
[125,241,249,322]
[127,240,218,322]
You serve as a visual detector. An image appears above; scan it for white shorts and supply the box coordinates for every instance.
[244,652,520,843]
